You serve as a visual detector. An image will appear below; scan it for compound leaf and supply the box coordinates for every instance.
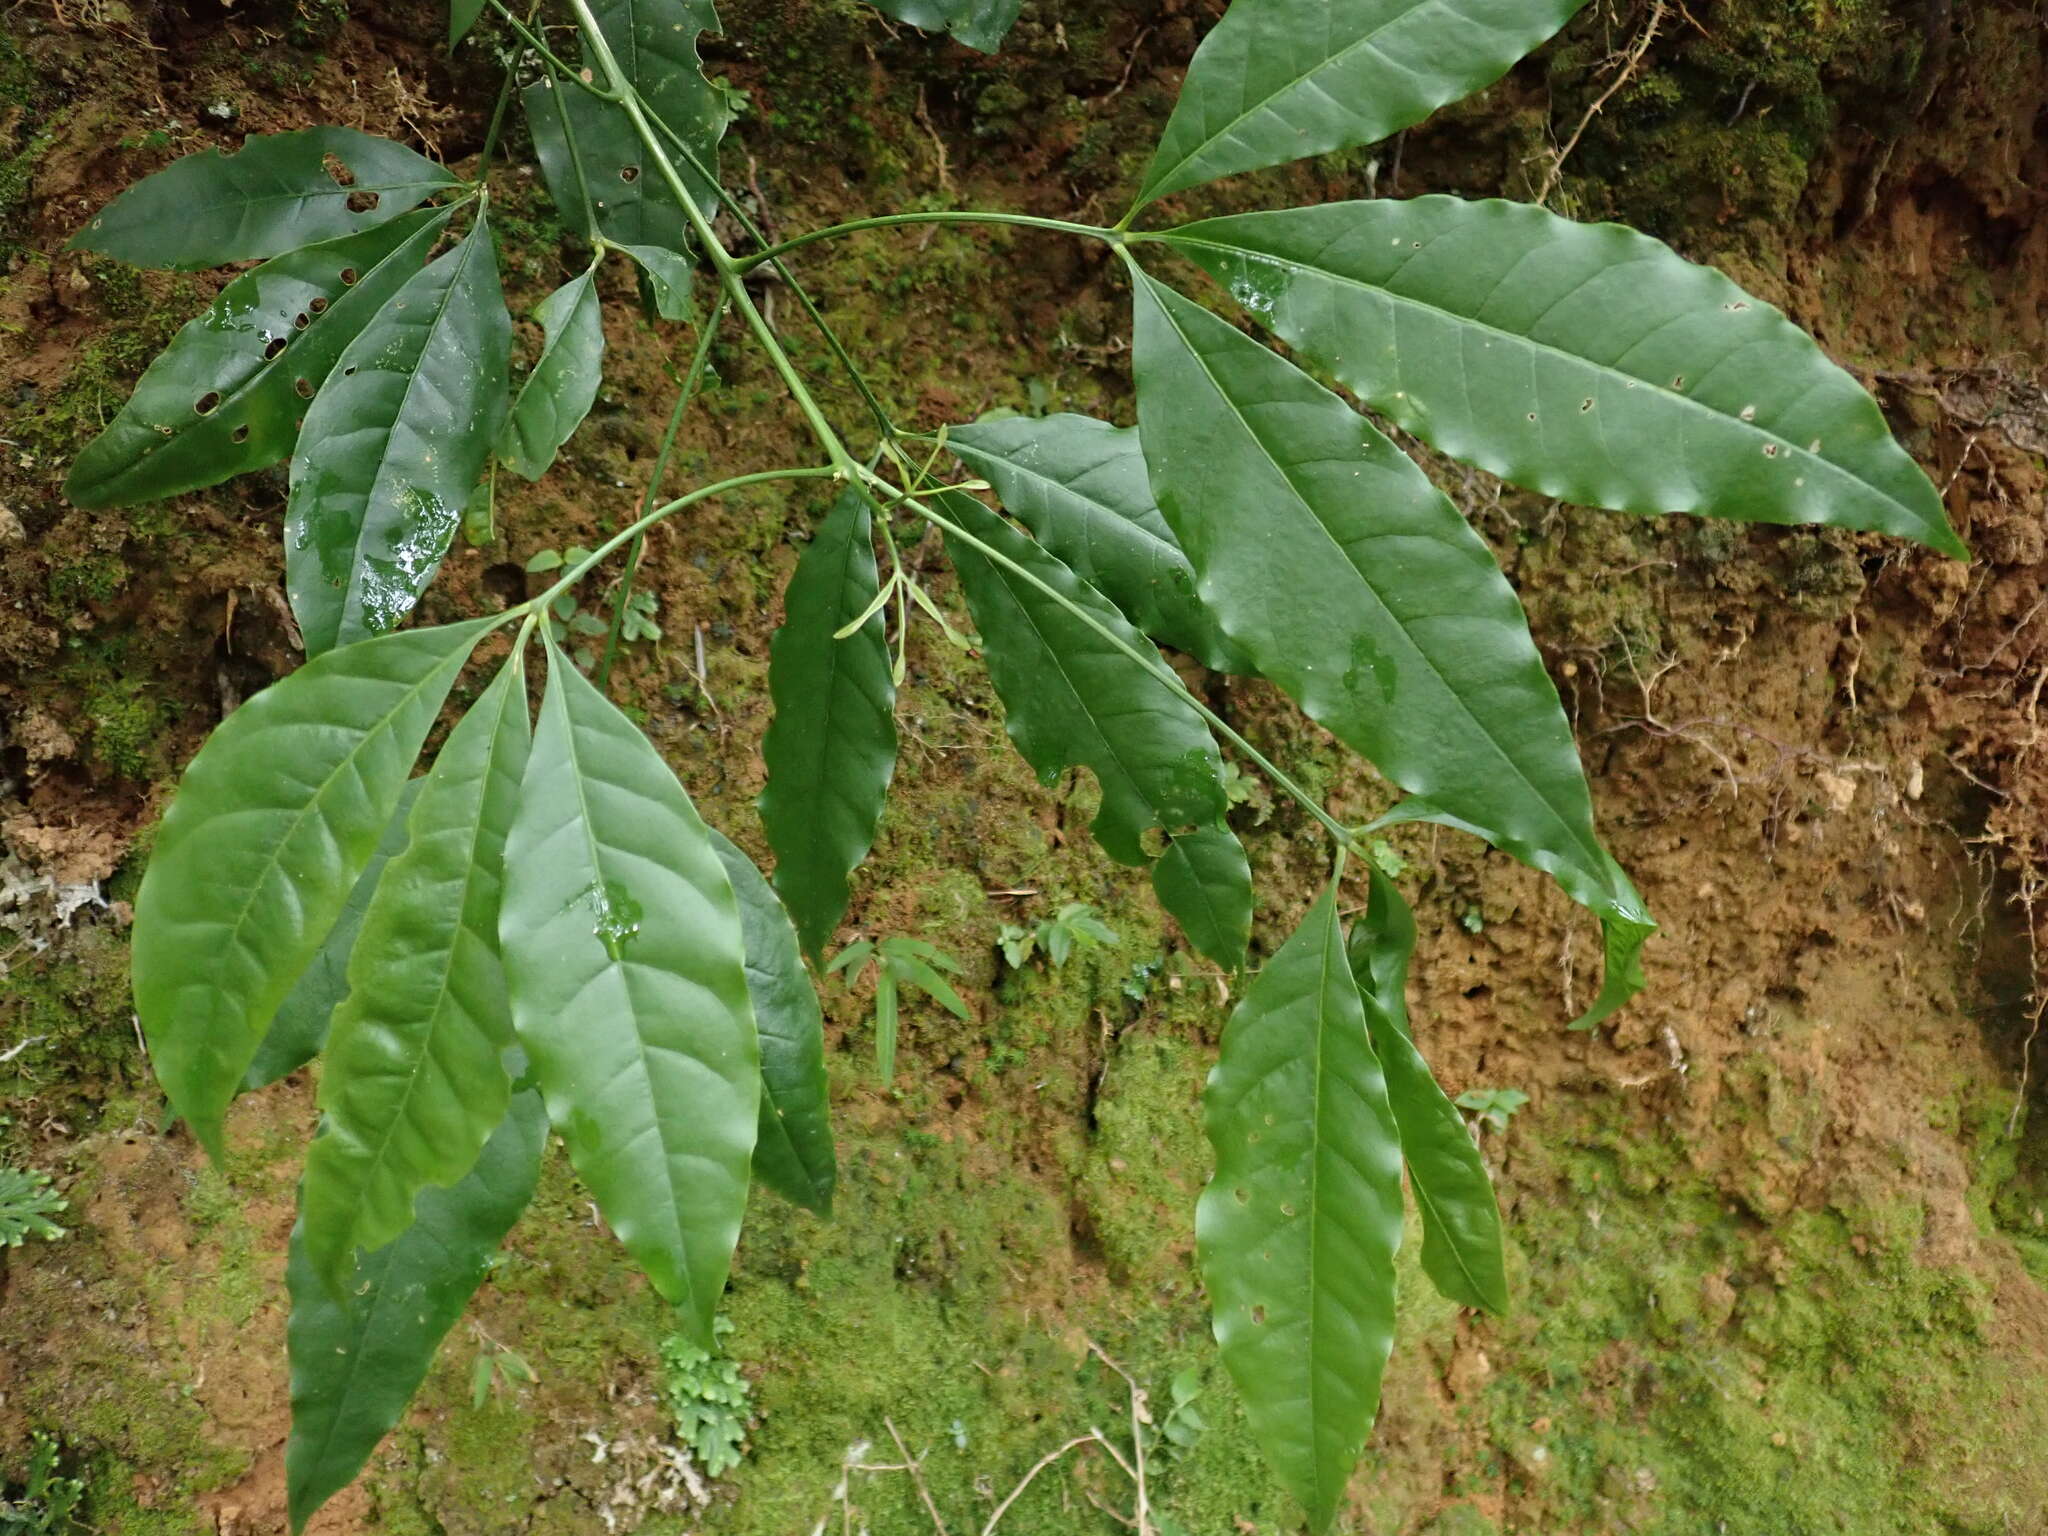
[284,1089,546,1535]
[72,127,460,271]
[1165,198,1963,556]
[1135,0,1588,211]
[1347,870,1508,1315]
[242,778,425,1094]
[133,616,496,1160]
[708,827,837,1216]
[299,655,532,1292]
[287,219,511,656]
[866,0,1022,52]
[1151,824,1252,970]
[66,209,451,509]
[948,413,1249,673]
[759,488,897,961]
[1196,879,1403,1534]
[499,266,606,481]
[1131,270,1652,1018]
[935,490,1228,866]
[500,645,759,1346]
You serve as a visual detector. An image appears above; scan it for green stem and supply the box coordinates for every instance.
[490,0,615,98]
[894,478,1361,853]
[735,210,1120,272]
[526,466,841,617]
[595,293,731,693]
[564,0,859,477]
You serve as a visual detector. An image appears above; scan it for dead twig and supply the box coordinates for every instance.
[1537,1,1666,204]
[885,1417,952,1536]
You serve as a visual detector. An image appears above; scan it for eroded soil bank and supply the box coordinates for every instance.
[4,2,2048,1532]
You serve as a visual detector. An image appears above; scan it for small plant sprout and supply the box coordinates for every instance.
[827,937,970,1084]
[998,901,1119,969]
[659,1316,751,1478]
[0,1166,67,1249]
[1456,1087,1533,1138]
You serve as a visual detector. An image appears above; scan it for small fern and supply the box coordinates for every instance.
[0,1167,66,1249]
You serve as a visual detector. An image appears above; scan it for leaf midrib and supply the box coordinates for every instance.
[1142,0,1463,203]
[1143,278,1611,888]
[1163,226,1930,534]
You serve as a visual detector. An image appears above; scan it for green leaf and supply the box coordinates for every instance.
[1163,198,1963,556]
[1346,870,1508,1316]
[1130,271,1652,1016]
[1151,825,1252,970]
[620,242,696,321]
[522,0,729,249]
[759,488,898,960]
[65,209,453,509]
[284,1090,546,1535]
[498,267,606,481]
[1133,0,1589,211]
[948,413,1249,673]
[866,0,1022,53]
[708,828,838,1216]
[242,779,426,1094]
[1195,879,1403,1534]
[500,645,759,1345]
[450,0,485,45]
[287,219,512,656]
[873,963,899,1085]
[934,490,1228,866]
[133,618,496,1159]
[299,655,532,1291]
[72,127,460,271]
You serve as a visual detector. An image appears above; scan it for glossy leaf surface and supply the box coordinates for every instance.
[760,489,897,960]
[133,617,494,1158]
[936,490,1228,866]
[242,779,425,1094]
[1166,198,1963,555]
[1151,824,1252,970]
[1196,880,1403,1533]
[948,413,1248,672]
[1347,870,1508,1315]
[1135,0,1588,211]
[620,242,696,320]
[300,656,532,1290]
[867,0,1022,52]
[499,266,606,481]
[287,221,511,656]
[710,828,837,1214]
[501,647,758,1345]
[73,127,459,270]
[284,1090,546,1534]
[1131,271,1652,1013]
[66,210,451,509]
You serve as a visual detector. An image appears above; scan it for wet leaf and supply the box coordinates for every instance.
[867,0,1022,52]
[1347,870,1508,1315]
[1131,270,1652,1019]
[66,209,452,509]
[286,219,512,656]
[284,1090,546,1534]
[935,490,1228,866]
[499,266,606,481]
[242,778,426,1094]
[1134,0,1588,211]
[72,127,460,271]
[133,617,496,1159]
[1166,197,1963,555]
[1196,879,1403,1534]
[1151,824,1252,970]
[710,827,837,1214]
[300,655,532,1291]
[759,488,897,960]
[500,644,758,1346]
[948,413,1249,673]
